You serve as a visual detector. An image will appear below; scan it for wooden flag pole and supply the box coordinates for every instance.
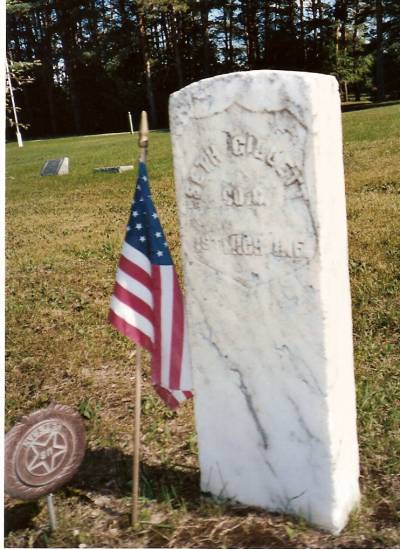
[132,111,149,527]
[139,110,149,162]
[132,346,142,526]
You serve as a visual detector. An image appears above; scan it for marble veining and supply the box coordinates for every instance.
[169,70,360,534]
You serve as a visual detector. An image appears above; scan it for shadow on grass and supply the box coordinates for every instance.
[73,447,201,507]
[4,501,41,536]
[69,448,311,548]
[341,99,400,112]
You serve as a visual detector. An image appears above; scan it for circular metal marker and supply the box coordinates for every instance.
[5,403,86,500]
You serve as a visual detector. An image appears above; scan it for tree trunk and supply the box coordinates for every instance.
[199,0,210,76]
[243,0,259,68]
[343,80,349,102]
[139,11,158,127]
[340,0,348,50]
[352,0,360,101]
[38,7,58,135]
[118,0,129,28]
[334,1,341,59]
[263,0,271,66]
[288,0,296,35]
[222,5,229,65]
[354,82,361,101]
[55,0,81,133]
[160,12,171,56]
[311,0,318,57]
[168,5,184,89]
[299,0,306,66]
[375,0,385,100]
[228,3,234,67]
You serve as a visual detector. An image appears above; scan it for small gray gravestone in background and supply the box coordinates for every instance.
[169,70,360,534]
[41,158,69,176]
[94,165,134,174]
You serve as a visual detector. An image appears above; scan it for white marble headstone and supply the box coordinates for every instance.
[169,70,360,534]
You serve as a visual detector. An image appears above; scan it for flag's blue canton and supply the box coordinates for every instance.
[125,162,173,266]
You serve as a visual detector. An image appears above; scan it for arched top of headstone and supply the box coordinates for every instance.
[169,70,339,136]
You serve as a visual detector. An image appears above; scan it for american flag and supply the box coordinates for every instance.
[109,161,193,410]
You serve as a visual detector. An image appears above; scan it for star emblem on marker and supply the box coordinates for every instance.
[26,432,67,475]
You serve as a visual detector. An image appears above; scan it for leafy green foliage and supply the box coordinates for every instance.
[6,1,400,138]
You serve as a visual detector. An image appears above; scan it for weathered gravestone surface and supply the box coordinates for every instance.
[41,158,69,176]
[169,70,360,533]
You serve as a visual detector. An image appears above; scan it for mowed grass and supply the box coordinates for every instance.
[5,103,400,548]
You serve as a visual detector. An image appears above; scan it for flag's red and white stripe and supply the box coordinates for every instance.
[109,241,192,409]
[109,242,154,351]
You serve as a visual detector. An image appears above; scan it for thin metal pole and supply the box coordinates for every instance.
[5,58,23,148]
[128,111,134,134]
[131,111,149,527]
[46,493,57,531]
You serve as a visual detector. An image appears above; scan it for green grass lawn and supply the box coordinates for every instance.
[5,103,400,548]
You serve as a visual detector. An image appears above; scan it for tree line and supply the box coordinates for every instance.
[6,0,400,138]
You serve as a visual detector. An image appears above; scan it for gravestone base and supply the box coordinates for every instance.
[170,70,360,534]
